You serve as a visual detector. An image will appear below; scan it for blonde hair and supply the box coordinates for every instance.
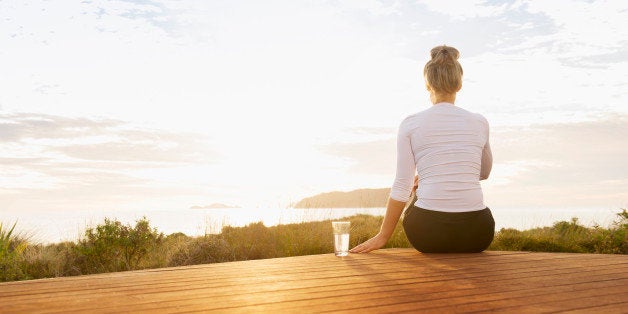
[423,45,463,94]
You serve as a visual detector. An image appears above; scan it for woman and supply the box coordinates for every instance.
[350,45,494,254]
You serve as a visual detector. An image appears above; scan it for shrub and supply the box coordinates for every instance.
[73,217,164,274]
[168,234,232,266]
[0,221,28,281]
[20,242,83,280]
[490,209,628,254]
[593,209,628,254]
[273,220,334,256]
[221,222,277,260]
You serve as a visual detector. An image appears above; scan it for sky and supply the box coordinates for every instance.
[1,0,627,212]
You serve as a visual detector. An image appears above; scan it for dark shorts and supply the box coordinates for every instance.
[402,202,495,253]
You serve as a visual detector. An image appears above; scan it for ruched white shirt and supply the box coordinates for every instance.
[389,103,492,212]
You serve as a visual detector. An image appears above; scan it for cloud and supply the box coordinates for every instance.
[492,113,628,166]
[346,126,396,135]
[33,83,64,95]
[350,0,558,61]
[51,140,211,163]
[0,157,47,166]
[328,0,401,17]
[0,112,217,163]
[574,43,628,68]
[0,112,221,209]
[321,138,396,176]
[416,0,512,20]
[411,0,628,70]
[0,113,122,142]
[502,1,628,66]
[485,114,628,205]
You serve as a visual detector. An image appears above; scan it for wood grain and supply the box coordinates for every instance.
[0,249,626,313]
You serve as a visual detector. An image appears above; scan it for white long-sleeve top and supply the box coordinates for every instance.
[389,102,492,212]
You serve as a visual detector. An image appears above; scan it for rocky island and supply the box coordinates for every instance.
[293,188,390,208]
[190,203,240,209]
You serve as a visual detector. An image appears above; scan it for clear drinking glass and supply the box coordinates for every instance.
[332,221,350,257]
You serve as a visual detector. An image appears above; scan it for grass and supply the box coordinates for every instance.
[0,221,29,281]
[490,211,628,254]
[1,209,626,283]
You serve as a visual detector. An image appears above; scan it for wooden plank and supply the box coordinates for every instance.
[0,250,605,296]
[0,249,626,314]
[483,291,628,313]
[0,254,624,294]
[0,250,525,286]
[0,251,549,297]
[0,252,616,306]
[9,264,628,312]
[4,250,606,297]
[558,301,628,314]
[193,272,627,313]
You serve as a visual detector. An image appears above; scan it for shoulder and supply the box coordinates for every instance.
[468,111,490,136]
[399,109,429,133]
[400,112,421,125]
[401,106,436,124]
[474,112,489,126]
[458,106,489,126]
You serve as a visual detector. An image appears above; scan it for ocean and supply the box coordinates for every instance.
[0,206,620,244]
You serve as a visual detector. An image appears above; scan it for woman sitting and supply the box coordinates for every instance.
[350,45,494,254]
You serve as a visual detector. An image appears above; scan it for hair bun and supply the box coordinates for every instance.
[423,45,463,94]
[430,45,460,61]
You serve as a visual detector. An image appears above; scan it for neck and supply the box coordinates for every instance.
[430,93,456,105]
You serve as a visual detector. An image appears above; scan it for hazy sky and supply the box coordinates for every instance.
[1,0,627,212]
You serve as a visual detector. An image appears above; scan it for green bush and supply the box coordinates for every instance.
[73,217,164,274]
[0,221,28,281]
[490,209,628,253]
[592,209,627,254]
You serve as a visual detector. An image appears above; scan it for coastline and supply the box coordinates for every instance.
[1,206,619,245]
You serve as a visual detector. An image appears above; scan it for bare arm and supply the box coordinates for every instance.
[480,140,493,180]
[349,197,406,253]
[351,120,416,254]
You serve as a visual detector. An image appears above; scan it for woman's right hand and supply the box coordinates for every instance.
[350,197,406,254]
[349,233,389,254]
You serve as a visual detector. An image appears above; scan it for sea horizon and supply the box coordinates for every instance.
[1,206,620,245]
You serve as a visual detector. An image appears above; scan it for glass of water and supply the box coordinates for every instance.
[332,221,350,257]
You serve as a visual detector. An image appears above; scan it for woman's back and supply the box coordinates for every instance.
[396,103,489,212]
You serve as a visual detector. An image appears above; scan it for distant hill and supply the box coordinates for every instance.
[293,188,390,208]
[190,203,240,209]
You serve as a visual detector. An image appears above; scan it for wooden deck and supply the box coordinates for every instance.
[1,249,627,313]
